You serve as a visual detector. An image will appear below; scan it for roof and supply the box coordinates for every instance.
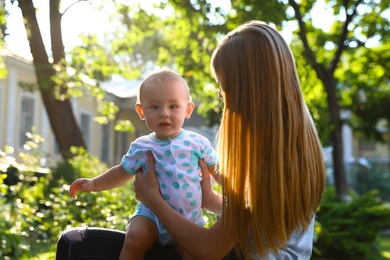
[100,78,143,98]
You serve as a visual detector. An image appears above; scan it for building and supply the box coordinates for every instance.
[0,52,216,170]
[1,51,388,179]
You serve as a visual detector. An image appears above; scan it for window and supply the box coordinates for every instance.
[19,96,34,147]
[80,112,91,149]
[101,123,110,163]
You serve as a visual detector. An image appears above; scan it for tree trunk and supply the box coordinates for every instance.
[290,0,350,197]
[18,0,85,160]
[323,75,349,197]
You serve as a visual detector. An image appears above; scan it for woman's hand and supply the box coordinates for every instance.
[134,151,162,205]
[134,153,232,259]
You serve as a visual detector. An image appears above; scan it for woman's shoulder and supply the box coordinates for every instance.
[250,218,314,260]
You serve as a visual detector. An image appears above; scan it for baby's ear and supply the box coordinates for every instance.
[186,102,195,119]
[135,104,145,120]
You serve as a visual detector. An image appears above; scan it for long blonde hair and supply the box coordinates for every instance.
[211,21,326,258]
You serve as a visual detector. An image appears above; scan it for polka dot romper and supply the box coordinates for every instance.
[121,129,218,245]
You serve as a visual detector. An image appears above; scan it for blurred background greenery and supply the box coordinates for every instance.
[1,0,390,259]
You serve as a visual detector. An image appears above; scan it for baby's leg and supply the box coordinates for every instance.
[119,216,158,260]
[175,244,195,260]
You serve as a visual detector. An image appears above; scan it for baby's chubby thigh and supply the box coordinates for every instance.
[122,214,158,257]
[129,202,175,246]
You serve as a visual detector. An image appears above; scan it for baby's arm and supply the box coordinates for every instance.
[208,164,222,185]
[200,161,223,214]
[69,164,133,198]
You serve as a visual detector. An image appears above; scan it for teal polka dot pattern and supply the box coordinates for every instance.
[121,129,218,245]
[172,182,180,189]
[159,161,167,167]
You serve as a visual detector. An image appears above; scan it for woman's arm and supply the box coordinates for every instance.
[134,152,236,259]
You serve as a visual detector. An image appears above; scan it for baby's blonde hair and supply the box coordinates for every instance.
[211,21,326,258]
[137,68,192,104]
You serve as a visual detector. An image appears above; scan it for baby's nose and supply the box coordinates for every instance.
[160,107,169,117]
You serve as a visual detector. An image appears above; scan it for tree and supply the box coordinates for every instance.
[5,0,389,196]
[107,0,390,197]
[108,0,288,124]
[287,0,390,197]
[0,2,7,78]
[8,0,85,160]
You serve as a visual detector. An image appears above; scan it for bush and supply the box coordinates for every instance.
[350,163,390,202]
[313,187,390,259]
[1,144,219,258]
[0,145,137,258]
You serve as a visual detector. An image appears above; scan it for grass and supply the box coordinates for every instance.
[379,234,390,259]
[27,252,55,260]
[356,234,390,260]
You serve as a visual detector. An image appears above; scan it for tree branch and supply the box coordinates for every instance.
[50,0,64,64]
[61,0,88,16]
[288,0,327,81]
[329,0,363,74]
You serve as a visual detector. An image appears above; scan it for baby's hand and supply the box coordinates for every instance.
[68,178,95,198]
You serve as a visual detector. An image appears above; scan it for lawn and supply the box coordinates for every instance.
[353,234,390,260]
[379,234,390,259]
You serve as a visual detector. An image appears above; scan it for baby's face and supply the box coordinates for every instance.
[138,78,193,140]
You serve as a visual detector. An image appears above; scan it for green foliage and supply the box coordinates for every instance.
[291,39,333,146]
[114,119,136,133]
[0,140,219,258]
[94,100,120,124]
[0,196,28,259]
[0,6,7,79]
[339,43,390,141]
[0,147,132,258]
[350,163,390,203]
[0,129,47,173]
[2,138,390,259]
[313,187,390,259]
